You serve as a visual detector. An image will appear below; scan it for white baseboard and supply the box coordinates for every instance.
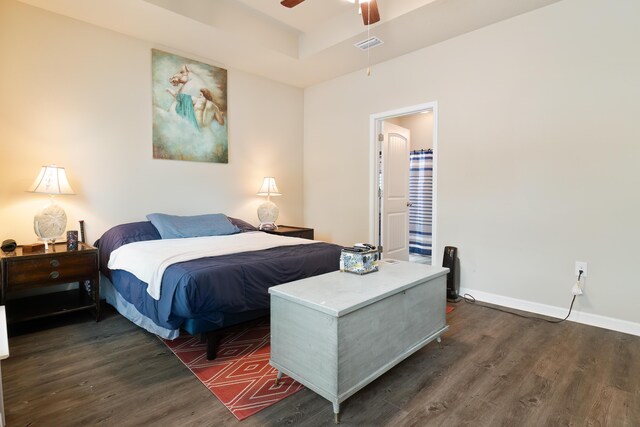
[458,287,640,337]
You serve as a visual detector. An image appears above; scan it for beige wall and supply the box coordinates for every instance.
[2,0,639,332]
[304,0,640,327]
[0,0,304,244]
[386,113,434,151]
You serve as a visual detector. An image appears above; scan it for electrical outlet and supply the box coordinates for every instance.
[575,261,588,277]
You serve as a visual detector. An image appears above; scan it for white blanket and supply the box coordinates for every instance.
[107,231,319,300]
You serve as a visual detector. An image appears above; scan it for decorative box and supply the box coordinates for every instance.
[22,242,45,253]
[340,247,379,275]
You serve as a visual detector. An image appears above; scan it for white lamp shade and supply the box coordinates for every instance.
[27,165,75,195]
[256,177,281,197]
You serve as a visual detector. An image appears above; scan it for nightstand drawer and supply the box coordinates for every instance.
[6,253,97,290]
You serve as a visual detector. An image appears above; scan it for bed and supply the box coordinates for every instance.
[95,215,342,359]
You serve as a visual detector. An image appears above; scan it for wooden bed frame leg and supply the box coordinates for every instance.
[206,331,218,360]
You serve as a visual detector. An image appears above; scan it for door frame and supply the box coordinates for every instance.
[369,101,439,263]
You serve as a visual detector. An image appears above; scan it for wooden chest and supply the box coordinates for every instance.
[269,260,448,422]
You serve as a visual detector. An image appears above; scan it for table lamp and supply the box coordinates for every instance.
[257,177,281,230]
[27,165,75,249]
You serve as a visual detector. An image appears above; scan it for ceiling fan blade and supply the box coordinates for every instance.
[360,0,380,25]
[280,0,305,7]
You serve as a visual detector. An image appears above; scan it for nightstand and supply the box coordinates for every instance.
[263,225,314,240]
[0,242,100,325]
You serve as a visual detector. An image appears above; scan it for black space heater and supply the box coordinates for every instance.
[443,246,461,302]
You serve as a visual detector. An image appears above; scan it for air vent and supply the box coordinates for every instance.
[354,36,384,51]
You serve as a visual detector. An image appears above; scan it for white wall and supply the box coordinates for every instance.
[0,0,304,244]
[304,0,640,328]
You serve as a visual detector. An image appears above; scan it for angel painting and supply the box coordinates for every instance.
[152,49,228,163]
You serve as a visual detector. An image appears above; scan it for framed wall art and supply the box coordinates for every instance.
[151,49,228,163]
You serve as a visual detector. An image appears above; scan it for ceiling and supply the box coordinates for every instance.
[18,0,562,88]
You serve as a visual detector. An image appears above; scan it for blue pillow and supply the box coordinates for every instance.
[146,213,240,239]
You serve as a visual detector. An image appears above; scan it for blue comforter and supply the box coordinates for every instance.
[96,221,342,331]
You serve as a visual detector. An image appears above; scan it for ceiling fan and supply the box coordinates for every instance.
[280,0,380,26]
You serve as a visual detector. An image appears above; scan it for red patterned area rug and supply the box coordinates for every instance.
[162,320,303,420]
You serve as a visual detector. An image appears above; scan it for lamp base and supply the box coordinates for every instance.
[34,200,67,250]
[259,222,278,231]
[37,237,58,251]
[257,200,279,230]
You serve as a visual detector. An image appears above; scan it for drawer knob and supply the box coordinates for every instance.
[50,271,60,279]
[50,259,60,267]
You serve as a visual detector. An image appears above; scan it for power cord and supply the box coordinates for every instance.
[455,270,583,324]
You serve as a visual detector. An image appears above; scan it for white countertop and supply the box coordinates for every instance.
[269,260,449,317]
[0,306,8,360]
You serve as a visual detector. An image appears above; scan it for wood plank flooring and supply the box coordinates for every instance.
[4,302,640,426]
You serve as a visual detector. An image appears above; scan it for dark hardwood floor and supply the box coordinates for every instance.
[4,301,640,426]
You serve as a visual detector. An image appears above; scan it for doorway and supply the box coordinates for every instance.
[369,102,438,266]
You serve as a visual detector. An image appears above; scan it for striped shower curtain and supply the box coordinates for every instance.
[409,149,433,256]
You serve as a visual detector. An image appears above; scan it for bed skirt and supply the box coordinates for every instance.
[101,273,180,339]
